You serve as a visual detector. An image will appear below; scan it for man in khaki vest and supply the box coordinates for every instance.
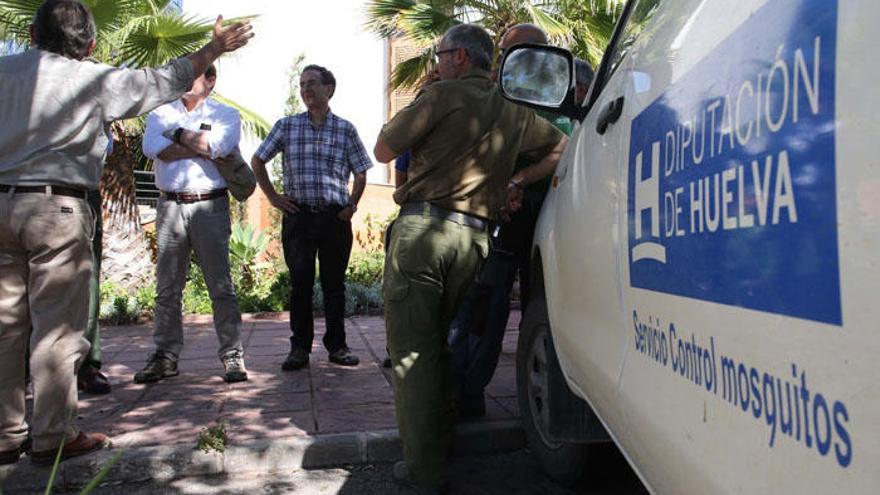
[374,23,568,494]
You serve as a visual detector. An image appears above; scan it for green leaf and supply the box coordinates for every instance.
[213,92,272,141]
[78,450,124,495]
[390,50,434,91]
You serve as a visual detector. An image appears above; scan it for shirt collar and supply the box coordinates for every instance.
[459,68,492,81]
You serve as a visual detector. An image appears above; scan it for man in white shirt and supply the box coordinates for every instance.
[136,63,247,384]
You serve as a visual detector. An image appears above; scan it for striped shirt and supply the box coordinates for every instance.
[255,111,373,207]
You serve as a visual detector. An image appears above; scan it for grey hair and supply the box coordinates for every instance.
[442,24,493,71]
[575,58,594,86]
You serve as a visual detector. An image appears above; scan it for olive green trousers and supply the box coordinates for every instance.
[383,213,488,486]
[83,190,103,369]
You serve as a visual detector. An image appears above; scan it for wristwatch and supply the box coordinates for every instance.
[173,127,185,144]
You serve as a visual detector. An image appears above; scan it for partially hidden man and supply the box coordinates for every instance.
[252,64,372,371]
[0,0,251,465]
[134,62,248,385]
[373,23,568,494]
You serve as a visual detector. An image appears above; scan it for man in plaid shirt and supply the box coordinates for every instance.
[252,64,372,370]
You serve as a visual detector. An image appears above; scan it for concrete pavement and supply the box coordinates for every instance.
[0,313,524,493]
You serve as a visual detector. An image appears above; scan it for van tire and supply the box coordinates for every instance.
[517,297,592,485]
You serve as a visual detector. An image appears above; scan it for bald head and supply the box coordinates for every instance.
[500,23,548,51]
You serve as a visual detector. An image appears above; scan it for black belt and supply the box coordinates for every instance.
[0,184,88,199]
[296,203,344,214]
[161,188,227,203]
[399,201,488,230]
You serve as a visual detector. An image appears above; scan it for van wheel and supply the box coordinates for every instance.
[517,297,591,485]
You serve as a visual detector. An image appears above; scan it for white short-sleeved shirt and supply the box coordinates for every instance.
[143,97,241,192]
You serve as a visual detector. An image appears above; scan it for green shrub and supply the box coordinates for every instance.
[182,264,213,314]
[135,285,156,315]
[100,281,141,325]
[346,249,385,285]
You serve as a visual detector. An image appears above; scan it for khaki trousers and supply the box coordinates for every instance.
[153,196,242,360]
[0,192,93,452]
[383,213,488,486]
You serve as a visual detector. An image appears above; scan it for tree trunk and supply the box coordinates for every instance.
[98,123,155,292]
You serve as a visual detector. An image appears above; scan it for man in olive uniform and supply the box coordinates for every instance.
[374,23,568,493]
[448,24,591,419]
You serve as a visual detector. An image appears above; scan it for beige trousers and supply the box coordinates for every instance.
[0,191,93,452]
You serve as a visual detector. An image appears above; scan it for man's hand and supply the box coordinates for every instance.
[187,16,254,78]
[210,16,254,54]
[337,206,355,222]
[269,192,299,215]
[213,152,238,168]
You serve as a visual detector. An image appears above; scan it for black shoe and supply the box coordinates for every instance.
[282,347,309,371]
[392,461,449,495]
[221,350,248,383]
[382,356,392,368]
[0,446,22,465]
[78,364,112,395]
[328,347,359,367]
[134,351,179,384]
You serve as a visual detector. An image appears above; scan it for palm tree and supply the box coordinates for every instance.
[365,0,626,91]
[0,0,270,291]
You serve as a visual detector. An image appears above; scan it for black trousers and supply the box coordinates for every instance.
[281,208,353,353]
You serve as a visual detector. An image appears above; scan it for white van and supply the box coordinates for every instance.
[499,0,879,493]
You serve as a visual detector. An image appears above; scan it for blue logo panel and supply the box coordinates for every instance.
[627,0,841,325]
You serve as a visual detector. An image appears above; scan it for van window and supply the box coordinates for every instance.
[607,0,662,77]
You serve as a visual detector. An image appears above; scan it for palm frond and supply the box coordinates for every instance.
[0,0,42,42]
[365,0,418,37]
[212,92,272,141]
[390,50,434,90]
[398,3,458,44]
[114,13,211,67]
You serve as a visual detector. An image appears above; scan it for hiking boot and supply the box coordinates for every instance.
[78,364,111,395]
[133,352,178,384]
[281,347,309,371]
[31,432,109,466]
[392,461,449,495]
[222,350,248,383]
[328,347,359,367]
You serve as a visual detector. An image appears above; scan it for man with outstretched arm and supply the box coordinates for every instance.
[0,0,252,466]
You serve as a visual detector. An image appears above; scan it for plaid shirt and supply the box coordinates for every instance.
[255,111,373,206]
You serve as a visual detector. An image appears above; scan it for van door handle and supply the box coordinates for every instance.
[596,96,625,135]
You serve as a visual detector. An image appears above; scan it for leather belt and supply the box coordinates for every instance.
[399,201,488,231]
[296,203,344,214]
[0,184,88,199]
[161,188,227,203]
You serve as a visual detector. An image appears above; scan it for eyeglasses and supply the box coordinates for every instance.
[433,47,459,64]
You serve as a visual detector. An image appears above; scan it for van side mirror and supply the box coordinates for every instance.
[499,44,580,120]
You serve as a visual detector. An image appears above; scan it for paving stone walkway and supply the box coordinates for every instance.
[75,313,521,449]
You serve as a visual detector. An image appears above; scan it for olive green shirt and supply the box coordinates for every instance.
[379,69,563,219]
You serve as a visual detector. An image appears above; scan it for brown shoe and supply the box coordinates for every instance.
[31,432,109,466]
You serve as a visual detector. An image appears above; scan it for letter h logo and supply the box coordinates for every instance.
[631,141,667,264]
